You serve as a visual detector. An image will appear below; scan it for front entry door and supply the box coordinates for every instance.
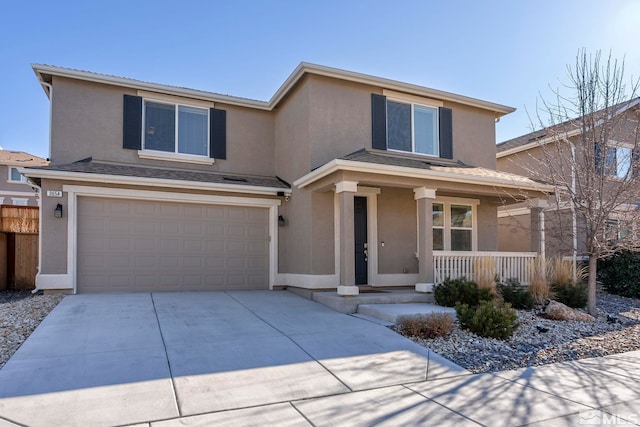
[354,196,368,285]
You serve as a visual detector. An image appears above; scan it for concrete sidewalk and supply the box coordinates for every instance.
[0,291,638,426]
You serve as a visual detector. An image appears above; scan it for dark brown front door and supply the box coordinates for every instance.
[354,196,368,285]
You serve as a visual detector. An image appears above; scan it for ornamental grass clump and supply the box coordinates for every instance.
[397,313,455,339]
[528,256,552,305]
[473,257,498,296]
[549,257,588,309]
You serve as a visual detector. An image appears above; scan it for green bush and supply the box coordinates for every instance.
[552,282,588,308]
[497,278,535,310]
[598,251,640,298]
[434,277,494,307]
[455,300,519,340]
[397,312,455,339]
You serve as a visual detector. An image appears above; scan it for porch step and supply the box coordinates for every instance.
[312,290,434,314]
[357,303,457,324]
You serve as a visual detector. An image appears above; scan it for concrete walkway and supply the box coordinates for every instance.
[0,291,638,426]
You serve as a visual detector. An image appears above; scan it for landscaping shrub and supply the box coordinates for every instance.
[551,282,588,309]
[598,251,640,298]
[397,313,455,339]
[497,278,535,310]
[455,300,519,340]
[528,256,552,305]
[434,277,493,307]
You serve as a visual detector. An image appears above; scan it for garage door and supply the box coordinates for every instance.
[76,197,270,293]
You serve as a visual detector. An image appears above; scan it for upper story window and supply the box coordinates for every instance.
[387,100,439,156]
[144,101,209,157]
[123,94,227,164]
[371,92,452,159]
[8,167,26,183]
[604,146,631,179]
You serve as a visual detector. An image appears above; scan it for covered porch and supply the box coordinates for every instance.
[293,150,553,296]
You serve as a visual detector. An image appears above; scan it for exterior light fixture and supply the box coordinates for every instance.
[278,215,287,227]
[54,203,63,218]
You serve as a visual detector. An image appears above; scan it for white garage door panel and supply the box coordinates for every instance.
[77,197,270,293]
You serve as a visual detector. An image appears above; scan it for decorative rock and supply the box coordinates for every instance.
[545,300,595,322]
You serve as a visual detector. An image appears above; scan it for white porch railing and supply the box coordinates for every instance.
[433,251,538,285]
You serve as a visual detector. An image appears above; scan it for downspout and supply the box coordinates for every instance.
[540,209,545,260]
[32,81,53,293]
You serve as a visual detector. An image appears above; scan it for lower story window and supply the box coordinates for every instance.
[432,201,476,251]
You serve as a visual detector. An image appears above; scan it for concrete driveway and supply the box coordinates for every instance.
[0,291,467,426]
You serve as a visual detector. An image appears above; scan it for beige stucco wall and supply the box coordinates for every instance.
[40,180,68,274]
[498,213,532,252]
[377,188,419,274]
[50,76,276,176]
[447,102,497,169]
[477,199,499,251]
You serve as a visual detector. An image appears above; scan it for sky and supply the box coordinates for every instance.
[1,0,639,159]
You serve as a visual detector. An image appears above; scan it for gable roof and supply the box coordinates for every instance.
[497,97,640,158]
[0,150,48,166]
[32,63,515,116]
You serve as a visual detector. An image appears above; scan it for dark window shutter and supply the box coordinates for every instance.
[123,95,142,150]
[371,94,387,150]
[438,107,453,159]
[594,143,603,174]
[632,147,640,177]
[210,108,226,159]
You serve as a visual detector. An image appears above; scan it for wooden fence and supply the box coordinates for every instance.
[0,205,39,290]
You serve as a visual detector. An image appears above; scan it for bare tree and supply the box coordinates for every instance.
[522,50,640,315]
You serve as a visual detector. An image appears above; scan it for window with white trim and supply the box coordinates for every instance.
[604,146,631,179]
[432,200,476,251]
[8,167,26,183]
[143,100,209,157]
[387,99,439,156]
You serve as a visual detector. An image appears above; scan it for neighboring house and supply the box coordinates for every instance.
[496,98,640,258]
[0,150,47,206]
[25,63,551,294]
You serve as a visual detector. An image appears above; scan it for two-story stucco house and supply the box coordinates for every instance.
[496,98,640,258]
[24,63,551,294]
[0,150,47,206]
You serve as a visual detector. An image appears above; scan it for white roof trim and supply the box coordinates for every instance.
[33,62,515,115]
[293,159,554,193]
[18,168,291,196]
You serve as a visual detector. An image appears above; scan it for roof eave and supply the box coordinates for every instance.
[33,62,516,115]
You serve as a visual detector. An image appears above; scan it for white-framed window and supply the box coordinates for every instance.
[143,99,209,157]
[431,198,478,251]
[11,198,28,206]
[8,167,26,183]
[604,146,631,179]
[387,99,439,156]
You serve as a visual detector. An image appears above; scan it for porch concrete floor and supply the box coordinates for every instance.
[312,289,435,314]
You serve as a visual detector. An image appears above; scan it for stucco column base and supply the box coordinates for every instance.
[337,285,360,296]
[415,283,434,293]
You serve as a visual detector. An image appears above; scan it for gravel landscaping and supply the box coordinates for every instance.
[0,291,65,369]
[396,291,640,373]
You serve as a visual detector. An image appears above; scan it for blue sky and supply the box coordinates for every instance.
[1,0,639,159]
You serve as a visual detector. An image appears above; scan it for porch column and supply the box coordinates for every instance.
[414,187,437,293]
[529,199,548,256]
[336,181,359,296]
